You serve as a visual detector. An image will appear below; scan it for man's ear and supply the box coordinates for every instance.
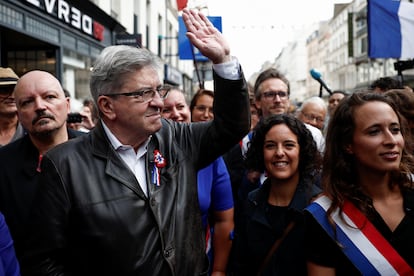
[97,96,116,120]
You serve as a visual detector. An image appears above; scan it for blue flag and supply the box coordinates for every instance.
[368,0,414,58]
[178,16,222,61]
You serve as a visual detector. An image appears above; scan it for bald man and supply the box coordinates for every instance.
[0,70,83,268]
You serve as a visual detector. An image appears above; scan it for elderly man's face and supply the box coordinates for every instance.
[298,103,326,130]
[101,67,165,144]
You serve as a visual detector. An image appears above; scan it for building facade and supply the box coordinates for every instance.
[92,0,199,97]
[0,0,127,100]
[256,0,414,102]
[0,0,200,102]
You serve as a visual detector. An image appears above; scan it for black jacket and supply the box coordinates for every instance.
[0,129,84,260]
[25,71,250,276]
[233,178,320,276]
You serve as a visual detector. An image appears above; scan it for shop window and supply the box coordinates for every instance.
[62,49,93,101]
[0,4,23,29]
[7,49,56,76]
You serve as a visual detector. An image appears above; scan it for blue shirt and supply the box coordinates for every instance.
[0,212,20,276]
[197,156,234,227]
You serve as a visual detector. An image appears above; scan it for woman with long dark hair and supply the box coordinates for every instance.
[305,92,414,275]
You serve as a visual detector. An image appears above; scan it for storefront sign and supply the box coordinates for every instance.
[23,0,105,41]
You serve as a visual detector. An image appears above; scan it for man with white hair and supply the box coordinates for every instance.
[296,96,327,131]
[25,9,249,275]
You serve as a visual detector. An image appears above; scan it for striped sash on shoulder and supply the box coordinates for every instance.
[306,195,414,275]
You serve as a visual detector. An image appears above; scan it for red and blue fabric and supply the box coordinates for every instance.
[153,150,166,168]
[306,195,414,275]
[151,164,161,187]
[152,150,166,186]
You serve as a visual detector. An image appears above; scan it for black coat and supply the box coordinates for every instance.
[0,129,84,260]
[233,178,320,276]
[24,71,250,276]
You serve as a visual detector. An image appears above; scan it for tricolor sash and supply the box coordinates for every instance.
[306,195,414,275]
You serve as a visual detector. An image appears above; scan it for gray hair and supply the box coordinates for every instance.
[90,45,161,103]
[298,96,327,112]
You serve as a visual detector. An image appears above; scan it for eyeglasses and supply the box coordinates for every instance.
[101,85,171,103]
[194,105,213,114]
[261,91,288,100]
[301,112,324,123]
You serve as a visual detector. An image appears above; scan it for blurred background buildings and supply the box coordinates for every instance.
[0,0,412,103]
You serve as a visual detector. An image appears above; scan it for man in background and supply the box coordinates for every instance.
[327,90,346,118]
[296,96,327,131]
[0,70,83,270]
[370,76,403,93]
[0,67,24,146]
[243,68,324,154]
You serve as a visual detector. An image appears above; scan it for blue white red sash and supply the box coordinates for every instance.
[306,195,414,275]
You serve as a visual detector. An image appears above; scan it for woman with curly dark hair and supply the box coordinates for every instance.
[233,114,322,276]
[305,92,414,275]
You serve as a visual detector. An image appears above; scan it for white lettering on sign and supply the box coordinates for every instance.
[57,0,69,23]
[70,7,81,29]
[82,15,92,34]
[24,0,100,39]
[45,0,56,14]
[25,0,40,7]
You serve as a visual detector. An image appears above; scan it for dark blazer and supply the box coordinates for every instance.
[25,71,250,276]
[0,128,84,260]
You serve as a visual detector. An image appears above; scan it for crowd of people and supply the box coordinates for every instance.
[0,8,414,276]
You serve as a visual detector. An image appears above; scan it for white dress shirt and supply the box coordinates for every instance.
[102,122,150,196]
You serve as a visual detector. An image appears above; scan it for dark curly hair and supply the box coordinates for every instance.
[324,91,414,221]
[245,114,322,183]
[370,77,403,92]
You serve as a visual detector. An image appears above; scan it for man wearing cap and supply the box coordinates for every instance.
[0,70,83,268]
[0,67,24,146]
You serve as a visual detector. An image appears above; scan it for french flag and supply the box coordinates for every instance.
[368,0,414,59]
